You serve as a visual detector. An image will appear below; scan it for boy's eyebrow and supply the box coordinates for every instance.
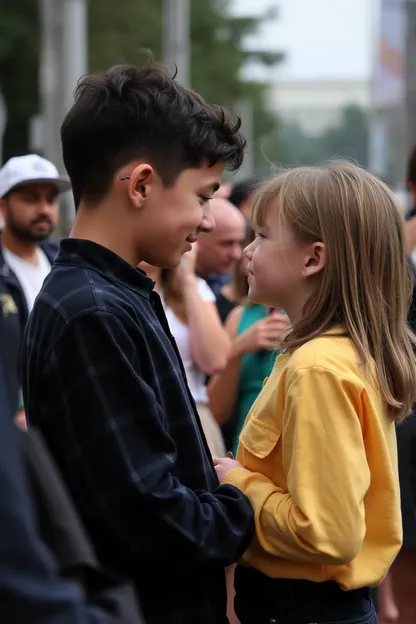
[203,182,220,194]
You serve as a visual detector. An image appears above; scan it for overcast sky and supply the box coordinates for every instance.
[231,0,376,81]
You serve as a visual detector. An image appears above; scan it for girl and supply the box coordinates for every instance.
[209,220,287,454]
[140,244,229,458]
[214,162,416,624]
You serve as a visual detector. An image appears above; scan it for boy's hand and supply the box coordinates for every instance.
[213,457,241,482]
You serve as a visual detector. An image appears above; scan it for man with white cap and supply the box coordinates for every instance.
[0,154,70,419]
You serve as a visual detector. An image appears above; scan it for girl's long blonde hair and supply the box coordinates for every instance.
[253,161,416,422]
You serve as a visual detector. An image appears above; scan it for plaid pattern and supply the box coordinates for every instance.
[22,239,254,624]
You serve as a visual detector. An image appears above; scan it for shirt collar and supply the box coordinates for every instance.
[56,238,155,297]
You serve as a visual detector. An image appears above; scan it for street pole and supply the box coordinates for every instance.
[60,0,88,234]
[163,0,190,87]
[62,0,87,117]
[233,99,254,180]
[405,0,416,173]
[39,0,61,167]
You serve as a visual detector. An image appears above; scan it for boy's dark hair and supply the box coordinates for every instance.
[407,144,416,185]
[229,177,259,209]
[61,62,246,207]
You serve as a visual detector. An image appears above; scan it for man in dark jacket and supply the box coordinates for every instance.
[0,356,144,623]
[0,154,69,415]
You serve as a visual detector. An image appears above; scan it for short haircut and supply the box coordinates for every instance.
[408,144,416,184]
[61,61,246,208]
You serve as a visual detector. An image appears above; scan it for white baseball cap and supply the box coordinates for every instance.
[0,154,71,199]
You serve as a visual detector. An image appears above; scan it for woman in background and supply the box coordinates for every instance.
[140,244,230,457]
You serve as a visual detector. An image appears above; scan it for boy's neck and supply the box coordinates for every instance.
[71,203,140,267]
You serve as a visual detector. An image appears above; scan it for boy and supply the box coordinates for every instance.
[22,62,254,624]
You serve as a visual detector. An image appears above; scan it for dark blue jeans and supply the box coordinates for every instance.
[235,567,378,624]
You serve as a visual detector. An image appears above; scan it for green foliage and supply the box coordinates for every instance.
[270,105,370,169]
[0,0,39,161]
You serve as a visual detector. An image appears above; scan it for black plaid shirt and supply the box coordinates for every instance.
[22,239,254,624]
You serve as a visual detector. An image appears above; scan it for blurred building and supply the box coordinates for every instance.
[369,0,406,190]
[268,78,370,136]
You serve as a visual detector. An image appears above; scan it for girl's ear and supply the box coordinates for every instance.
[303,242,325,279]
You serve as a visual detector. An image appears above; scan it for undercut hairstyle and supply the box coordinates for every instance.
[61,61,246,208]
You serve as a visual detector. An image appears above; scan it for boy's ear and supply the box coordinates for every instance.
[128,164,154,208]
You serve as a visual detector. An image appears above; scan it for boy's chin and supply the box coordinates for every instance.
[149,240,194,269]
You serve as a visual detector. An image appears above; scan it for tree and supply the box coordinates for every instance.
[0,0,284,170]
[0,0,39,162]
[269,104,370,169]
[320,105,369,167]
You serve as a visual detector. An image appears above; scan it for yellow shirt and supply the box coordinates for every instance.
[224,332,402,590]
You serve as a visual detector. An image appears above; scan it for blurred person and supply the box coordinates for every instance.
[215,218,253,325]
[388,303,416,624]
[0,356,144,624]
[208,221,287,454]
[404,146,416,253]
[228,177,258,219]
[214,163,413,624]
[0,154,70,420]
[140,243,229,457]
[0,154,69,311]
[377,145,416,624]
[213,181,232,199]
[196,197,246,296]
[377,573,398,624]
[22,62,254,624]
